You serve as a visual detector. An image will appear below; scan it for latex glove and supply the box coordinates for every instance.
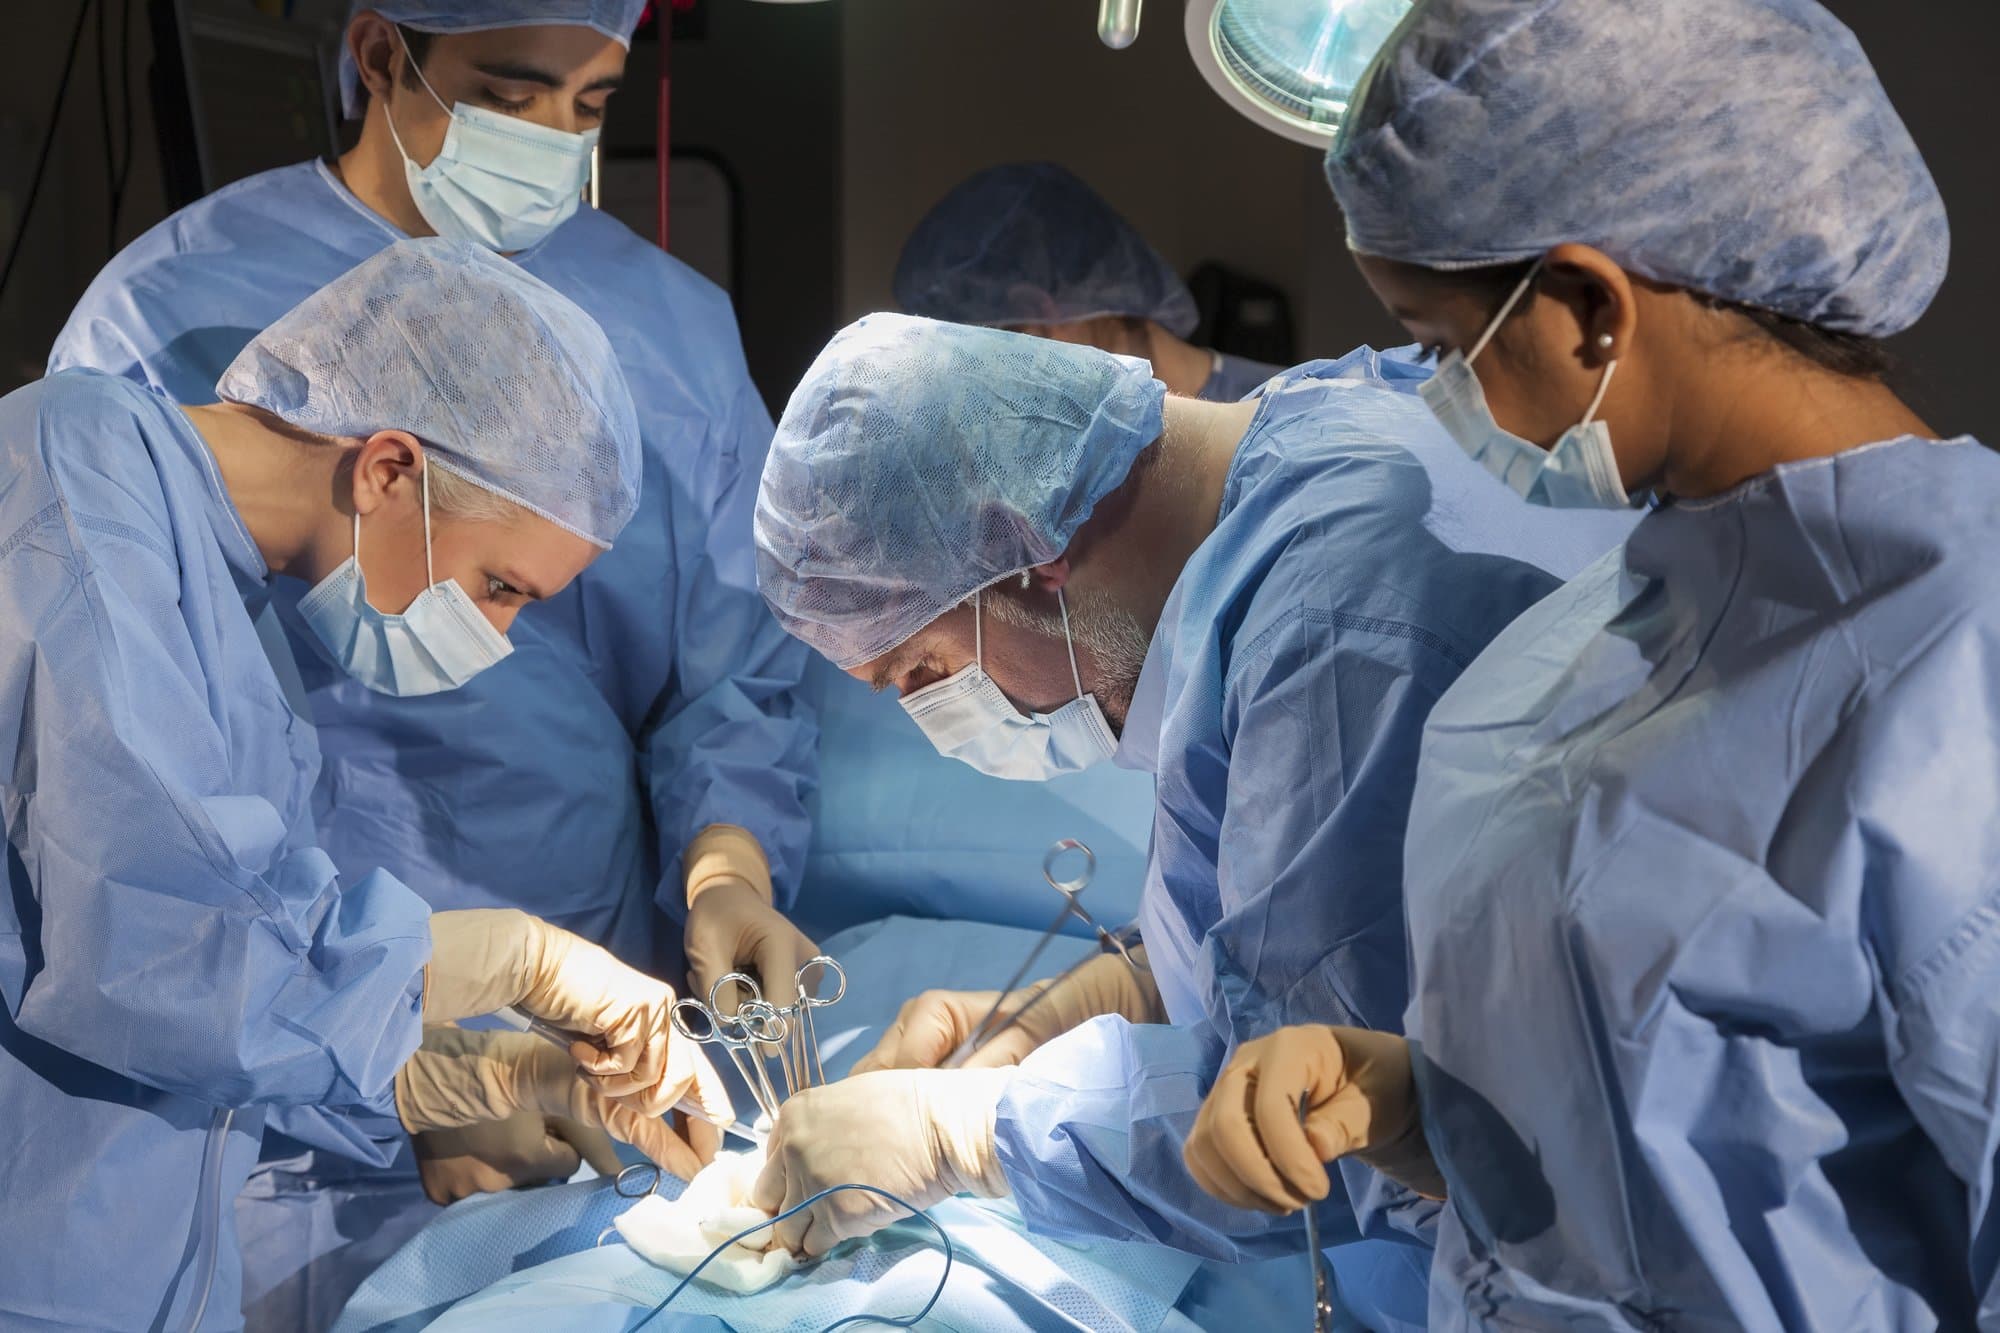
[1183,1024,1445,1215]
[685,879,820,1011]
[412,1112,623,1206]
[425,908,730,1120]
[395,1025,706,1181]
[682,825,819,1010]
[750,1067,1014,1258]
[852,947,1162,1074]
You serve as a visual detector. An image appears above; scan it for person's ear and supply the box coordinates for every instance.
[349,430,424,517]
[350,12,401,103]
[1027,557,1071,592]
[1542,243,1639,368]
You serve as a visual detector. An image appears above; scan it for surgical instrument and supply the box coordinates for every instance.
[1299,1098,1333,1333]
[947,922,1144,1069]
[944,840,1100,1067]
[492,1005,764,1147]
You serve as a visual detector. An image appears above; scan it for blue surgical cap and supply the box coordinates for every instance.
[340,1,649,117]
[894,163,1202,339]
[1325,0,1948,337]
[756,314,1167,670]
[218,238,642,549]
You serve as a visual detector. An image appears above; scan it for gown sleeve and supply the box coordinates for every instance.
[0,487,428,1113]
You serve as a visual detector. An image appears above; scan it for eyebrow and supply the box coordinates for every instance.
[472,61,623,95]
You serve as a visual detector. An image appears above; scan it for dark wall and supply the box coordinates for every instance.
[620,4,842,417]
[1824,0,1996,438]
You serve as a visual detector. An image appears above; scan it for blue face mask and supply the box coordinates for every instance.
[1418,261,1633,510]
[385,32,599,253]
[298,467,513,697]
[901,587,1117,781]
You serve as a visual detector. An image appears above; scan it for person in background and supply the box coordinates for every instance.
[50,2,820,1323]
[0,237,730,1333]
[894,162,1285,402]
[743,313,1635,1329]
[1183,1,1996,1328]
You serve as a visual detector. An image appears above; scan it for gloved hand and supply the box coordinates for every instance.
[1182,1024,1445,1214]
[395,1025,708,1181]
[411,1112,623,1206]
[750,1068,1014,1258]
[425,908,731,1120]
[682,825,820,1009]
[852,948,1162,1074]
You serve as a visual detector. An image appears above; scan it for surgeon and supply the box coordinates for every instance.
[744,312,1635,1323]
[1181,2,1997,1328]
[51,0,818,1312]
[895,163,1285,402]
[0,237,730,1332]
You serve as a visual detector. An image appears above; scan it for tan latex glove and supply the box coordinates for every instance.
[424,908,731,1122]
[412,1112,623,1206]
[682,826,819,1010]
[852,947,1162,1074]
[395,1026,707,1181]
[749,1067,1013,1258]
[1183,1024,1445,1215]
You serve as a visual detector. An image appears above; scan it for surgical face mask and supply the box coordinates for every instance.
[299,466,514,697]
[1418,262,1632,510]
[384,32,599,252]
[900,587,1117,781]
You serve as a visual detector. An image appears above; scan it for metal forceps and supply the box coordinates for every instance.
[945,839,1122,1068]
[672,978,792,1125]
[1300,1098,1334,1333]
[491,1005,759,1146]
[788,955,846,1092]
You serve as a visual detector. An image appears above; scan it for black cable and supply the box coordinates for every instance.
[0,0,94,308]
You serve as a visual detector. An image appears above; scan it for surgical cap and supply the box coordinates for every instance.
[340,0,649,117]
[1325,0,1948,337]
[756,314,1166,670]
[894,164,1202,339]
[218,238,642,549]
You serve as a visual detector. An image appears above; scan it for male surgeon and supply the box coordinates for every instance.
[748,315,1636,1328]
[50,3,818,1323]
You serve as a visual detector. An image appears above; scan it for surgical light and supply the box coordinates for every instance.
[1183,0,1412,147]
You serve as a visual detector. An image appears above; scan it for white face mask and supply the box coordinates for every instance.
[298,466,514,697]
[384,32,599,253]
[1417,261,1632,510]
[900,587,1118,781]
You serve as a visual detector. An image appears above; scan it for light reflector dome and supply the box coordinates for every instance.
[1185,0,1411,146]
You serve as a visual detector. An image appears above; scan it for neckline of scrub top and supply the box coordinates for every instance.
[1112,625,1169,773]
[1664,433,1980,512]
[1216,387,1285,519]
[309,158,566,265]
[161,388,270,585]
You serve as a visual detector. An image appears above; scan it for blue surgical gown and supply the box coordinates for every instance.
[1197,350,1285,403]
[1401,436,2000,1330]
[991,350,1639,1321]
[0,370,430,1331]
[50,160,816,1325]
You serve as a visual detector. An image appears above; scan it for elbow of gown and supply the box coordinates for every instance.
[13,849,428,1115]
